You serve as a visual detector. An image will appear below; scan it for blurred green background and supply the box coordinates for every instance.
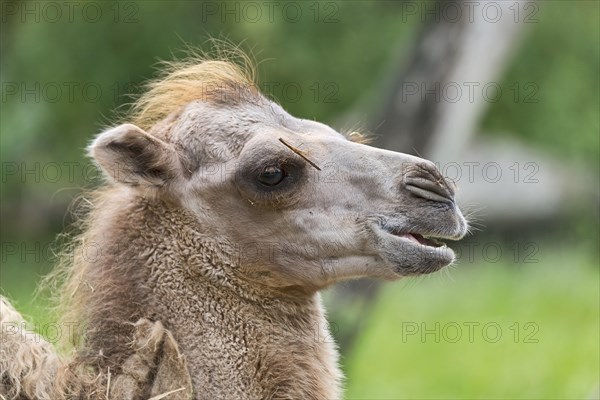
[1,1,598,398]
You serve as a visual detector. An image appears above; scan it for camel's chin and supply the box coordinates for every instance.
[385,245,455,278]
[391,246,455,277]
[370,223,456,277]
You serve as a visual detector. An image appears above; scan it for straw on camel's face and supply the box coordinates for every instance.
[91,99,468,291]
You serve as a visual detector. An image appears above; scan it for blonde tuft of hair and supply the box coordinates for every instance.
[128,41,259,131]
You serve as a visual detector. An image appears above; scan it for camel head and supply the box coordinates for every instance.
[89,59,468,292]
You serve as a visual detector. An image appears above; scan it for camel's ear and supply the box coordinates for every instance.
[89,124,179,187]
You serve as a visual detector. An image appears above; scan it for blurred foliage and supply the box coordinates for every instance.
[482,1,600,165]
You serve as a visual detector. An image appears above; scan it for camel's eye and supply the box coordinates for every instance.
[258,166,286,186]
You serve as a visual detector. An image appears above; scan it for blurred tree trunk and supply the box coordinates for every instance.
[332,0,528,351]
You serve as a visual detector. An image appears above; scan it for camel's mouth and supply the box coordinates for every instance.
[370,220,461,276]
[387,230,447,249]
[379,222,453,249]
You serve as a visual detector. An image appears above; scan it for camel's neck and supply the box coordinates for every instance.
[148,277,341,400]
[83,190,342,399]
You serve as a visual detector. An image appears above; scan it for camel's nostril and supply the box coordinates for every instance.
[406,184,454,203]
[403,164,455,204]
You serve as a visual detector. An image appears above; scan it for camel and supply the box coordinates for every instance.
[0,51,468,400]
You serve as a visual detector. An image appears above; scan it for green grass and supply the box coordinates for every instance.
[344,257,599,399]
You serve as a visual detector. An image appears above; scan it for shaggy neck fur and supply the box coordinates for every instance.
[71,187,342,399]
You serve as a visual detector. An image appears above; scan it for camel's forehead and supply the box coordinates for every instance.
[171,99,340,165]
